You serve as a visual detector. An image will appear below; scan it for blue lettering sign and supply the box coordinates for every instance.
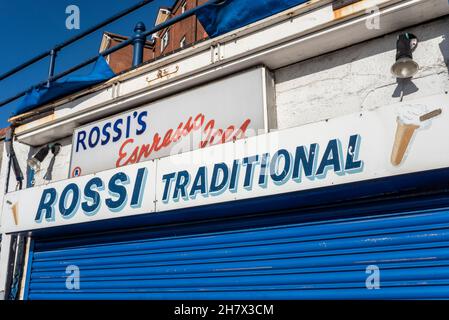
[161,134,364,203]
[75,111,149,153]
[35,188,57,223]
[162,172,176,203]
[35,168,148,224]
[82,177,103,216]
[106,172,130,212]
[189,166,207,199]
[210,163,229,195]
[59,183,80,219]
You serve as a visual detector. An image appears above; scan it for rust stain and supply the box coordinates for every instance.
[146,65,180,85]
[13,113,56,134]
[333,0,378,20]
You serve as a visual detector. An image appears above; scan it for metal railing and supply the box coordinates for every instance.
[0,0,224,111]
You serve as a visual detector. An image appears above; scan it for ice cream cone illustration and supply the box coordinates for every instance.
[11,203,19,225]
[6,200,19,226]
[391,119,419,166]
[390,105,442,166]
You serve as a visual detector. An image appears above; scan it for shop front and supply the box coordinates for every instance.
[3,93,449,299]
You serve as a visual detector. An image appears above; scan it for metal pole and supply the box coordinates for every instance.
[132,22,147,67]
[0,0,226,110]
[46,49,57,87]
[0,0,156,82]
[0,52,51,82]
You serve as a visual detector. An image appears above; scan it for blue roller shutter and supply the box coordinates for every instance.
[25,205,449,300]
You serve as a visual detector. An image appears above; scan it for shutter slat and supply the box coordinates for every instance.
[26,206,449,299]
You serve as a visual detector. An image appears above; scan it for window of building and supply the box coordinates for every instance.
[180,36,187,49]
[181,1,187,14]
[161,31,169,52]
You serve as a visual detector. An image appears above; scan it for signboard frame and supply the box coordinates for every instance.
[2,93,448,234]
[68,66,276,178]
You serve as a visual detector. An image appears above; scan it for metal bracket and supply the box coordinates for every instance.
[111,82,121,99]
[146,65,180,85]
[210,43,225,64]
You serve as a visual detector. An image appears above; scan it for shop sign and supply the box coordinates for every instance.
[156,93,447,211]
[69,67,272,177]
[2,163,156,233]
[3,94,448,233]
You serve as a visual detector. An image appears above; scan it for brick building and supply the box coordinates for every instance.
[100,0,209,74]
[99,32,155,74]
[153,0,209,56]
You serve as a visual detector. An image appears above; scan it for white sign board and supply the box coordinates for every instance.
[1,162,156,234]
[155,94,447,210]
[69,67,271,177]
[2,93,449,233]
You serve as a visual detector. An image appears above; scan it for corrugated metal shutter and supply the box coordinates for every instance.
[26,206,449,300]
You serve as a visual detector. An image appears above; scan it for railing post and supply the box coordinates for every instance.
[0,0,218,108]
[46,49,57,87]
[132,22,147,67]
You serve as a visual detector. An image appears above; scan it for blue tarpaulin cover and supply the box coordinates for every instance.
[12,1,307,117]
[197,0,308,38]
[12,56,115,116]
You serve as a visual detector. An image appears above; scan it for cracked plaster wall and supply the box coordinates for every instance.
[275,16,449,129]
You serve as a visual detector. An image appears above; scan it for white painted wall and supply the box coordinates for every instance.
[275,16,449,129]
[0,137,71,193]
[29,137,73,187]
[0,137,70,299]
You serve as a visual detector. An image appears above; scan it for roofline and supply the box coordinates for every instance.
[101,31,155,48]
[154,0,189,36]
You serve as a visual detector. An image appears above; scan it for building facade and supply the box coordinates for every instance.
[99,32,156,74]
[103,0,209,73]
[153,0,209,56]
[1,0,449,300]
[0,129,5,300]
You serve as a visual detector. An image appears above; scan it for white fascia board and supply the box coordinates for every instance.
[15,0,449,146]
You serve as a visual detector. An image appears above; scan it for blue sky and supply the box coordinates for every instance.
[0,0,174,128]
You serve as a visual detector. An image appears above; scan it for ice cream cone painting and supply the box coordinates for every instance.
[6,200,19,225]
[391,120,419,166]
[11,202,19,225]
[391,105,442,166]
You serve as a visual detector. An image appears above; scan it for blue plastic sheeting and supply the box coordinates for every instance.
[197,0,308,38]
[26,205,449,300]
[12,56,115,116]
